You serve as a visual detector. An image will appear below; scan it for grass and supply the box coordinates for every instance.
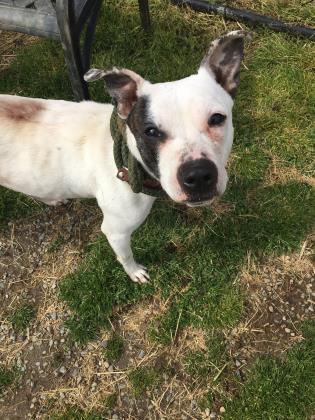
[225,0,315,26]
[0,0,314,417]
[129,367,161,397]
[102,333,124,363]
[7,303,35,331]
[48,236,66,253]
[52,408,104,420]
[0,365,19,395]
[0,187,43,229]
[224,321,315,419]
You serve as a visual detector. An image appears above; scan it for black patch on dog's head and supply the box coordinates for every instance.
[127,96,167,179]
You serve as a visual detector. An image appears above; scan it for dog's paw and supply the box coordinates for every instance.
[129,265,150,284]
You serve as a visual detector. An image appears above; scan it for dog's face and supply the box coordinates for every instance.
[85,31,250,206]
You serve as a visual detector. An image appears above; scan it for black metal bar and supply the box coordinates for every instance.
[56,0,89,101]
[138,0,151,31]
[81,0,102,72]
[171,0,315,40]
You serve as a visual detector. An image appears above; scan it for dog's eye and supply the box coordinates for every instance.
[144,126,164,139]
[208,113,226,126]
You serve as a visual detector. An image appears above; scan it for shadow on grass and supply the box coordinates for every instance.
[0,187,44,230]
[59,177,313,344]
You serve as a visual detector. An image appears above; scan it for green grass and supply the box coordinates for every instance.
[48,236,66,253]
[129,367,161,397]
[0,365,19,395]
[0,0,314,417]
[224,321,315,419]
[185,331,228,378]
[225,0,315,26]
[51,408,104,420]
[0,187,43,229]
[102,334,124,363]
[103,393,118,410]
[7,303,35,331]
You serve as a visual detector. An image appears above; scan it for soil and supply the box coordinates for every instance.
[0,199,313,419]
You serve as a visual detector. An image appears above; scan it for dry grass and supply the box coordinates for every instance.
[0,31,39,72]
[264,155,315,188]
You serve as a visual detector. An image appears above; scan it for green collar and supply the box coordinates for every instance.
[110,108,167,198]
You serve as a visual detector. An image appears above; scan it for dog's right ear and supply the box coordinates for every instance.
[84,68,144,119]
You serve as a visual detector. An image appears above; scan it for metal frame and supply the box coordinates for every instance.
[0,1,151,100]
[171,0,315,39]
[56,0,102,100]
[138,0,151,32]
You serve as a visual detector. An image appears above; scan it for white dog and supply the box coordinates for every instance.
[0,31,249,283]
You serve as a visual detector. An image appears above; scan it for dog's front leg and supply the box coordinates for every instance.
[101,218,150,284]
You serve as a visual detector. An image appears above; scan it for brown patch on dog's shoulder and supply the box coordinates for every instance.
[0,98,45,122]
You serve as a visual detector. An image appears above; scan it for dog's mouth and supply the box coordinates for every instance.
[185,195,217,207]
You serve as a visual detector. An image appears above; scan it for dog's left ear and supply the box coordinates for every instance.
[201,30,252,98]
[84,68,144,119]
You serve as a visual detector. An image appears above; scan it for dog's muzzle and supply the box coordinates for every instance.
[177,158,218,203]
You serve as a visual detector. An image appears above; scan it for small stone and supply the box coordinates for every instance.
[268,305,274,312]
[219,406,226,413]
[104,361,110,369]
[290,332,295,337]
[209,413,216,419]
[112,415,118,420]
[138,350,145,359]
[108,365,114,372]
[235,360,241,367]
[101,340,108,348]
[285,328,291,334]
[59,366,67,374]
[205,408,210,416]
[50,312,57,321]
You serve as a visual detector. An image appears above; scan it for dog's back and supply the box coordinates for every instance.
[0,95,113,202]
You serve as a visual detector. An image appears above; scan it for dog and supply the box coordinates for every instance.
[0,31,249,283]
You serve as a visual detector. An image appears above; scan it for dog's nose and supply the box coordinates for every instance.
[177,158,218,199]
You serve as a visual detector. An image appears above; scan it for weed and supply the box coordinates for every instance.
[102,334,124,364]
[0,365,19,395]
[129,367,161,397]
[8,303,35,331]
[48,236,66,253]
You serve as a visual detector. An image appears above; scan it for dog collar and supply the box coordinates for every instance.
[110,108,167,198]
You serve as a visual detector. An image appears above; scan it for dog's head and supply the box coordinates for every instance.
[85,31,250,206]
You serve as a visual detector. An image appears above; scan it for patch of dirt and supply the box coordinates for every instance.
[0,200,101,419]
[227,239,314,364]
